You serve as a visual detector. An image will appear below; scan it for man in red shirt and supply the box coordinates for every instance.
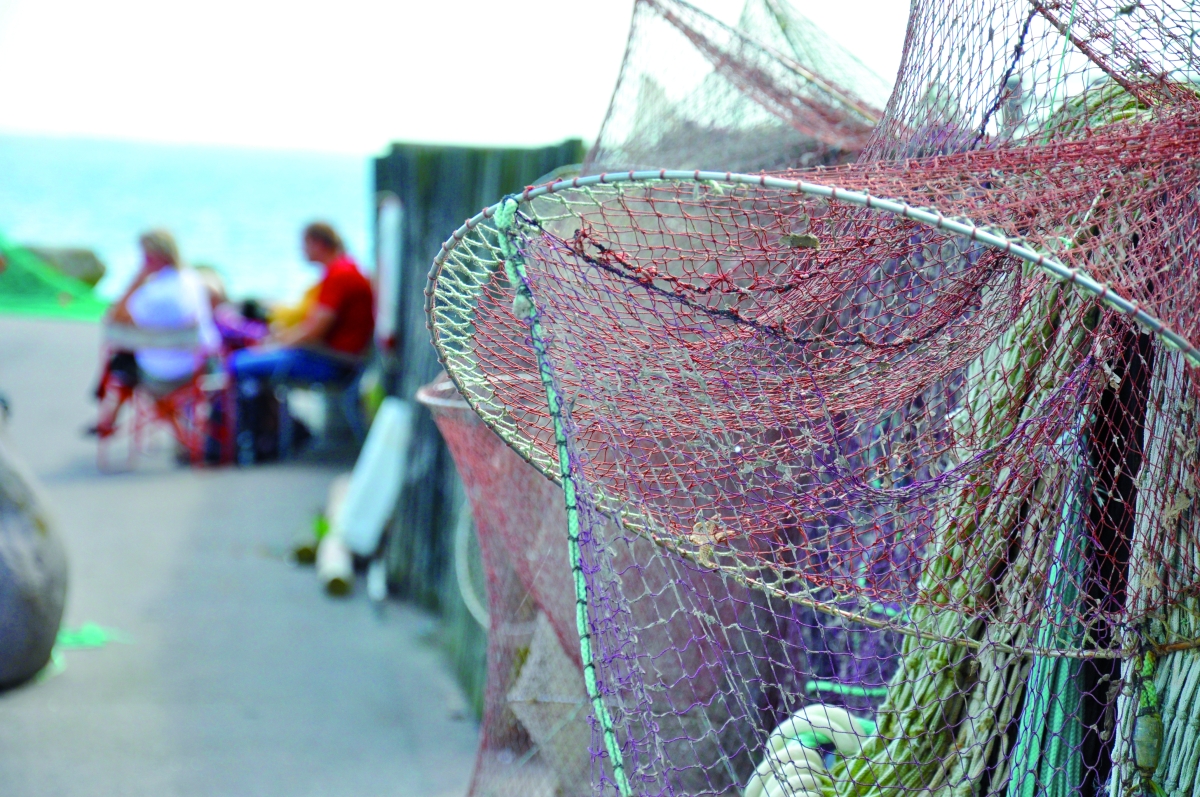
[231,222,374,384]
[229,223,374,461]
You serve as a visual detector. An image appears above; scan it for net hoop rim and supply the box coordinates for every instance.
[425,170,1200,658]
[415,377,472,411]
[428,168,1200,368]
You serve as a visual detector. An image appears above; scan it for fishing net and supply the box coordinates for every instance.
[422,367,903,797]
[420,375,591,797]
[0,233,107,321]
[864,0,1200,160]
[426,2,1200,796]
[585,0,887,173]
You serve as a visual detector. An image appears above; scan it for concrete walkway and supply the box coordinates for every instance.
[0,317,478,797]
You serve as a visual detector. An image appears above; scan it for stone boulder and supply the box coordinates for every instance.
[0,436,68,689]
[24,246,107,287]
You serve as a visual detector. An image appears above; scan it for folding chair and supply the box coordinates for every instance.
[96,324,232,471]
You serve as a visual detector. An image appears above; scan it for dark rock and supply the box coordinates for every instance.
[0,438,68,689]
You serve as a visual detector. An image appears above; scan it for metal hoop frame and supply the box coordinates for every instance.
[429,169,1200,366]
[425,170,1200,659]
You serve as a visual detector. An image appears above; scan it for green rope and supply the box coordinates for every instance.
[1138,653,1159,711]
[1043,0,1079,144]
[1008,424,1086,797]
[494,197,631,796]
[805,680,888,699]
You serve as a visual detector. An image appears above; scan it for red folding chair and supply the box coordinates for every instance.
[95,324,233,471]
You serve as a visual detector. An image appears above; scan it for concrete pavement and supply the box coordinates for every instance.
[0,316,477,797]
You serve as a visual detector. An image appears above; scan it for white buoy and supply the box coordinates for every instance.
[317,474,354,596]
[337,397,413,556]
[0,436,68,686]
[316,534,353,597]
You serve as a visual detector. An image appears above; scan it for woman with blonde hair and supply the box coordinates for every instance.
[89,229,219,437]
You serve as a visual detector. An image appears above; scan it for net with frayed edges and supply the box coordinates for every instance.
[586,0,887,173]
[427,2,1200,796]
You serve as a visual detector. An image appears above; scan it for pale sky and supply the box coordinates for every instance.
[0,0,909,154]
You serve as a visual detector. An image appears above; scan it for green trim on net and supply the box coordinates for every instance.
[805,680,889,699]
[0,232,108,321]
[495,197,631,797]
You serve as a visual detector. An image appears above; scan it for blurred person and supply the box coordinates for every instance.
[89,230,219,437]
[193,264,268,351]
[267,283,320,332]
[229,222,373,385]
[228,222,373,462]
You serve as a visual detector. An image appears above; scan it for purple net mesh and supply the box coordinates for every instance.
[425,1,1200,796]
[418,376,588,797]
[421,374,904,797]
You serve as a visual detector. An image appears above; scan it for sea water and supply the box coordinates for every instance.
[0,134,371,303]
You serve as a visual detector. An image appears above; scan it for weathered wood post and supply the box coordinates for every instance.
[373,140,584,712]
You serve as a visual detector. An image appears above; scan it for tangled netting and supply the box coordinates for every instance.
[419,376,590,797]
[864,0,1200,160]
[422,371,900,797]
[586,0,889,173]
[427,2,1200,796]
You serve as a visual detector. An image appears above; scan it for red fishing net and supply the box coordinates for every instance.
[586,0,888,173]
[419,375,589,797]
[426,1,1200,796]
[865,0,1200,160]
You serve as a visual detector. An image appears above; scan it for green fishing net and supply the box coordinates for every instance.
[0,232,107,322]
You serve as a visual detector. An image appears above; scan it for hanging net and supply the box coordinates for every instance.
[731,0,891,113]
[0,232,107,321]
[862,0,1200,160]
[422,367,902,797]
[427,1,1200,796]
[585,0,888,173]
[419,374,591,797]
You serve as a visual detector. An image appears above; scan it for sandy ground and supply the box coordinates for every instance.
[0,316,478,797]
